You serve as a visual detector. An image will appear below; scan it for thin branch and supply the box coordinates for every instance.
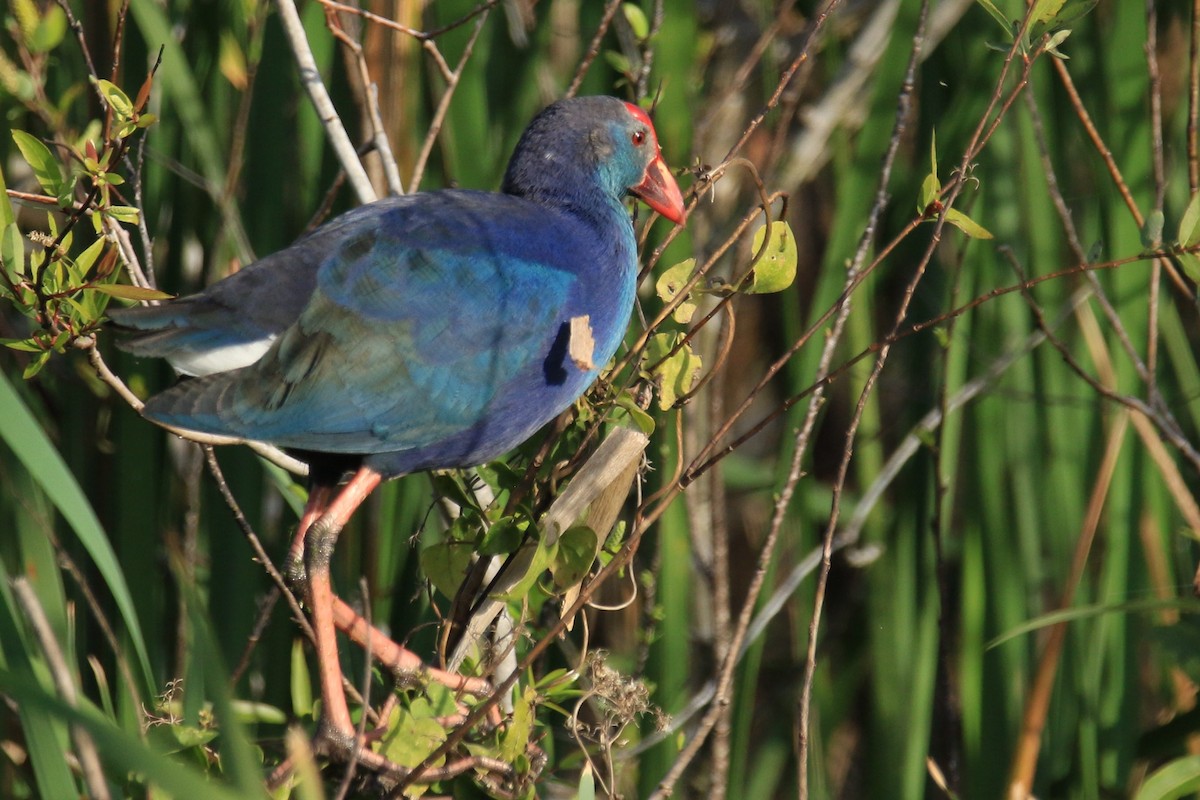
[276,0,377,205]
[407,11,490,193]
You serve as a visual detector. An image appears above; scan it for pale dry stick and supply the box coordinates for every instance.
[446,428,649,670]
[104,218,152,291]
[1006,412,1130,800]
[401,433,659,792]
[11,577,111,800]
[407,11,490,194]
[276,0,376,205]
[322,7,404,196]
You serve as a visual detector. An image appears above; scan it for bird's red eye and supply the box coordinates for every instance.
[632,129,646,146]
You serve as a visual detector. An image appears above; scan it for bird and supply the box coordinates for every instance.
[109,95,686,749]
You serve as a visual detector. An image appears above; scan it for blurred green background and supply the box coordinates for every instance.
[3,0,1200,797]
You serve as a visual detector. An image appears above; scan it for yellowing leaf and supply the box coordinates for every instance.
[944,208,994,240]
[648,333,702,409]
[1179,192,1200,247]
[622,3,650,40]
[655,258,697,323]
[219,32,249,91]
[90,284,174,301]
[747,220,797,294]
[96,79,133,118]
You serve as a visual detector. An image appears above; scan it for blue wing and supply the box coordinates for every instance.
[130,191,617,461]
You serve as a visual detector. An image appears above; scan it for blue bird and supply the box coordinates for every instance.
[110,96,685,748]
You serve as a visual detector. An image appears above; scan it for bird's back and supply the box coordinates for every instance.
[111,190,638,476]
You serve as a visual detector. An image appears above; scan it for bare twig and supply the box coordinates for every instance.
[408,11,490,193]
[276,0,377,205]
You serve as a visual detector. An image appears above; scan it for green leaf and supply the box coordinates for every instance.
[655,258,697,323]
[89,283,174,301]
[604,50,632,75]
[420,541,473,599]
[746,221,797,294]
[648,333,702,410]
[73,235,106,277]
[22,350,51,379]
[96,79,134,118]
[551,526,598,589]
[0,160,15,229]
[500,685,537,762]
[1030,0,1097,38]
[498,535,559,601]
[1044,28,1072,59]
[919,132,941,211]
[107,205,141,224]
[612,391,655,435]
[11,130,65,196]
[1134,755,1200,800]
[1179,192,1200,247]
[1143,209,1165,249]
[1177,252,1200,283]
[622,3,650,39]
[479,516,527,557]
[0,371,154,691]
[974,0,1014,36]
[378,708,446,772]
[2,223,25,284]
[578,763,597,800]
[290,639,313,718]
[28,5,66,53]
[944,208,994,240]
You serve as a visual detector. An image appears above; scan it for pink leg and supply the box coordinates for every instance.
[303,466,382,742]
[288,483,335,578]
[331,597,491,696]
[294,466,495,745]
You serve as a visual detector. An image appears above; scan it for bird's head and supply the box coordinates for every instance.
[502,96,687,225]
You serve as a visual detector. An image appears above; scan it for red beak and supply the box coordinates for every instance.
[632,154,686,225]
